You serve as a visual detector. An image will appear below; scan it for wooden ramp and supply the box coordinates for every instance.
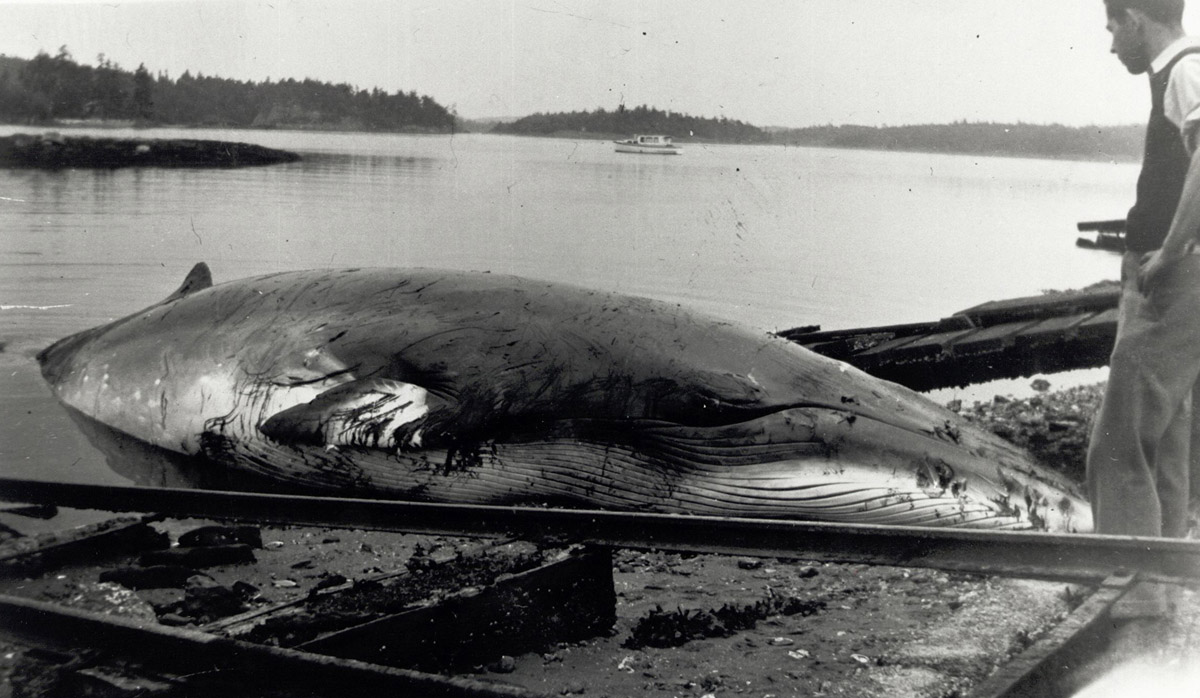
[779,283,1120,392]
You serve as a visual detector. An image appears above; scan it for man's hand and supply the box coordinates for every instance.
[1137,248,1176,295]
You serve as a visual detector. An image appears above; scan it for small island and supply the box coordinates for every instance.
[0,132,301,169]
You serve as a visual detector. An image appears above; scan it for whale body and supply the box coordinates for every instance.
[38,264,1091,531]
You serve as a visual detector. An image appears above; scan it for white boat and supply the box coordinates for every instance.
[613,134,681,155]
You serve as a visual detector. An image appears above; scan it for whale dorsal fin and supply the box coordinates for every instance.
[162,263,213,304]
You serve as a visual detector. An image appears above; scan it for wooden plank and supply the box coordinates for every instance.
[802,339,860,361]
[1076,308,1119,338]
[782,317,973,344]
[956,286,1119,326]
[950,321,1040,354]
[866,328,977,360]
[1012,313,1091,346]
[851,333,928,358]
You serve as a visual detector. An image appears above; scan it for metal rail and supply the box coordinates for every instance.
[2,478,1198,584]
[0,593,548,698]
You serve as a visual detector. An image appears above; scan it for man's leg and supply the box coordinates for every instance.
[1087,261,1164,538]
[1087,255,1200,618]
[1159,391,1192,540]
[1191,381,1200,503]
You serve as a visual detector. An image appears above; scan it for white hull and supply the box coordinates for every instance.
[614,142,680,155]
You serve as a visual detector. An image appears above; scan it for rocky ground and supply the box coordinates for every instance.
[948,380,1103,487]
[0,381,1197,697]
[0,132,300,169]
[0,520,1086,698]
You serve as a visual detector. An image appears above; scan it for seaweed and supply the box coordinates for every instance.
[623,592,825,649]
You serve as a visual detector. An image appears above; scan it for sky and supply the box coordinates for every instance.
[4,0,1200,127]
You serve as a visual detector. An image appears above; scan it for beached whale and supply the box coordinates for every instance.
[38,264,1091,531]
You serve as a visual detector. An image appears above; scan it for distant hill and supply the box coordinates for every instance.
[772,122,1145,162]
[491,105,773,144]
[0,48,456,132]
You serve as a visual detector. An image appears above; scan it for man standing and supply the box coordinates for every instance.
[1089,0,1200,623]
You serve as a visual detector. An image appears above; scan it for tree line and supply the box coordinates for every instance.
[0,48,456,132]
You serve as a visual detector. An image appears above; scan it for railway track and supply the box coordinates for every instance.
[0,477,1196,697]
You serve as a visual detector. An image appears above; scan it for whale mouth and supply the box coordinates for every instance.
[498,407,1085,531]
[524,408,1042,526]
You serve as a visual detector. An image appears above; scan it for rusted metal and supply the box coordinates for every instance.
[0,593,550,698]
[1,478,1197,584]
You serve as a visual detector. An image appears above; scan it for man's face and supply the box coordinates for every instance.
[1108,9,1152,74]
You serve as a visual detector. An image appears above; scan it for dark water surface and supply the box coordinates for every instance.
[0,126,1132,527]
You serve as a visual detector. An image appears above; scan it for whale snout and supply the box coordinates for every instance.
[37,327,101,388]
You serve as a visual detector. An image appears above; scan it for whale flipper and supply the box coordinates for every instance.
[260,378,450,450]
[162,263,213,304]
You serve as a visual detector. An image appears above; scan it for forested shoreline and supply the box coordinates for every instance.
[0,49,1145,161]
[492,104,773,144]
[497,107,1144,162]
[0,49,456,132]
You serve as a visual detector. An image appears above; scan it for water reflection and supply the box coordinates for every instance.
[296,151,440,179]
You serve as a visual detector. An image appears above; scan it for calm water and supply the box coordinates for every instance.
[0,126,1133,509]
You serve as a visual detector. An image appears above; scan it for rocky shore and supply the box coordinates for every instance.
[950,380,1103,486]
[0,132,300,169]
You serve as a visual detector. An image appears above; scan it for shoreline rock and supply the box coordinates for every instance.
[0,132,300,169]
[950,381,1104,485]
